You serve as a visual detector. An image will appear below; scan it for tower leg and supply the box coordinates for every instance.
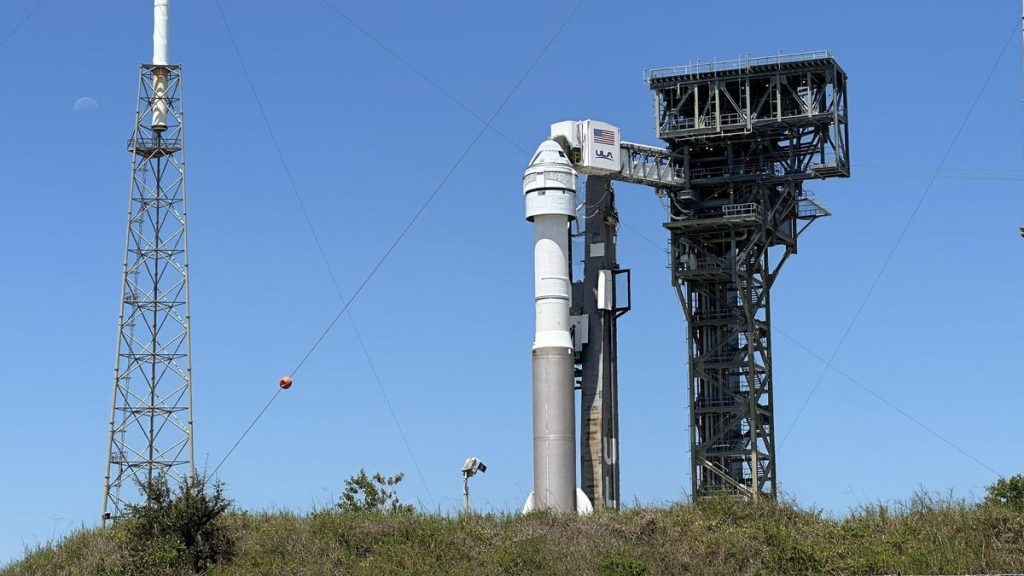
[669,180,796,500]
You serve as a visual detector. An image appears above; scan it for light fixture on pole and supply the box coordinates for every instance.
[461,457,487,513]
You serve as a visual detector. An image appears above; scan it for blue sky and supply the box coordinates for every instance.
[1,0,1022,565]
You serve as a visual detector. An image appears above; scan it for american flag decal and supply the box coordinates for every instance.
[593,128,616,146]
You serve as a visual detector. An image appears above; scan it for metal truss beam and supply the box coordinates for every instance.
[102,64,194,524]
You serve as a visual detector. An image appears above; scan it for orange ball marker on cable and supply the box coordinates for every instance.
[279,376,293,390]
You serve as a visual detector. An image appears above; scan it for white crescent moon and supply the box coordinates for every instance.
[72,97,99,112]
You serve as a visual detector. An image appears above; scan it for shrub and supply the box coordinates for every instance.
[119,473,234,574]
[337,469,413,514]
[984,474,1024,512]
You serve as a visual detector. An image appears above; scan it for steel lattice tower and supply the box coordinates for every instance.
[646,53,849,499]
[102,48,194,522]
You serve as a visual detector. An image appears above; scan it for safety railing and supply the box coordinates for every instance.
[646,51,831,81]
[797,192,832,219]
[680,256,730,273]
[662,112,748,132]
[722,203,764,220]
[128,137,182,152]
[692,309,743,323]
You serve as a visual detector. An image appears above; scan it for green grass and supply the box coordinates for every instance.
[5,494,1024,575]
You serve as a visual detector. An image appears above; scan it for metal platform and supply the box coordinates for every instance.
[127,136,182,156]
[647,51,849,185]
[646,51,836,81]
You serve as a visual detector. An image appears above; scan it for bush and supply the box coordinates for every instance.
[337,469,413,514]
[118,473,234,574]
[985,474,1024,512]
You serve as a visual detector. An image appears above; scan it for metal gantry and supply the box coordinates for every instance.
[102,63,194,523]
[646,52,849,499]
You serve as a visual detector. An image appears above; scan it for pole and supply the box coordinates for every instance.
[462,473,470,514]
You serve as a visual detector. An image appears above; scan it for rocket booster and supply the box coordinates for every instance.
[523,140,578,513]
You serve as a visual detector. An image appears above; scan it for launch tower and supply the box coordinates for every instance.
[646,52,848,498]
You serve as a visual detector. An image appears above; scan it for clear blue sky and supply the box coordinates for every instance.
[1,0,1022,565]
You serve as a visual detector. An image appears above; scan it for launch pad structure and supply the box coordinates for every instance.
[650,51,849,499]
[527,51,849,511]
[96,9,845,521]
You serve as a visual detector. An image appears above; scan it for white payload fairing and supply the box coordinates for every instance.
[523,140,579,513]
[151,0,170,131]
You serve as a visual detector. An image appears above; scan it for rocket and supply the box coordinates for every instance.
[523,140,578,513]
[152,0,170,131]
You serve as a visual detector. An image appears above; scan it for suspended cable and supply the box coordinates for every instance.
[780,20,1019,454]
[212,389,281,476]
[285,0,583,378]
[622,201,999,475]
[346,313,436,505]
[212,0,585,476]
[774,328,1000,477]
[0,0,46,51]
[622,222,667,254]
[315,0,528,155]
[208,0,438,505]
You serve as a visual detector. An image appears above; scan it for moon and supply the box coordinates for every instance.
[72,97,99,112]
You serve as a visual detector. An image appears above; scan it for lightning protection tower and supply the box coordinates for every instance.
[102,0,194,524]
[646,52,849,499]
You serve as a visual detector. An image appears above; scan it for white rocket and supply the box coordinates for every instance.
[151,0,170,131]
[522,140,583,513]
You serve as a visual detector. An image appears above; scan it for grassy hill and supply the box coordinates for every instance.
[5,493,1024,576]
